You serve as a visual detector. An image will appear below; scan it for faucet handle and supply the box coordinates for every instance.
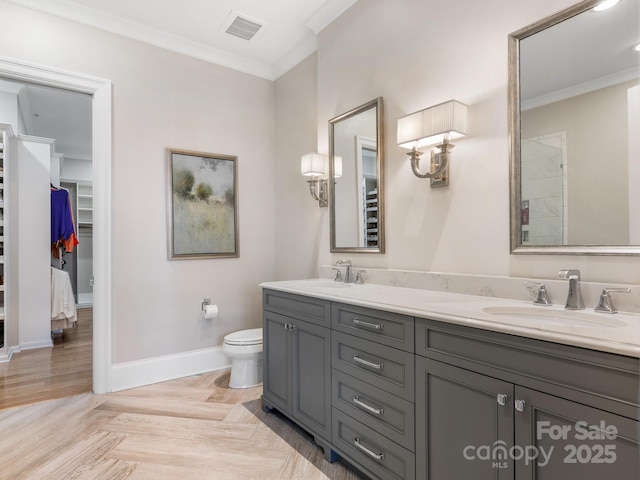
[332,268,343,282]
[354,270,367,284]
[335,259,352,266]
[595,288,631,314]
[524,281,552,306]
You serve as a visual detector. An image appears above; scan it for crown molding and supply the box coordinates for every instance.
[5,0,276,80]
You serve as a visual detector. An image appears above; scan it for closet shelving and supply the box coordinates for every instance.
[365,187,378,247]
[76,182,93,228]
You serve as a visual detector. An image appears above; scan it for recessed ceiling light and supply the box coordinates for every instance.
[593,0,620,12]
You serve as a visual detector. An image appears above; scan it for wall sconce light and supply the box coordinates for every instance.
[397,99,468,187]
[301,153,343,207]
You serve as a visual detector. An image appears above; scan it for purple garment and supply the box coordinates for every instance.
[51,189,75,243]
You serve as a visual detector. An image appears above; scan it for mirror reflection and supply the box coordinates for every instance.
[510,0,640,254]
[329,97,384,253]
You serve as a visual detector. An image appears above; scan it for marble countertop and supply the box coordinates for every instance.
[261,278,640,358]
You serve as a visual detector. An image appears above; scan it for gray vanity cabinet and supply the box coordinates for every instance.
[415,318,640,480]
[262,290,333,458]
[416,357,515,480]
[514,386,639,479]
[331,303,416,480]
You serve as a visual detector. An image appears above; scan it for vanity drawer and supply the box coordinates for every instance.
[416,318,640,420]
[332,303,414,352]
[263,289,330,327]
[332,369,415,451]
[332,332,414,402]
[333,408,415,480]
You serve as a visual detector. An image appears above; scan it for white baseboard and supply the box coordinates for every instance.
[110,346,231,392]
[20,339,53,350]
[0,345,21,363]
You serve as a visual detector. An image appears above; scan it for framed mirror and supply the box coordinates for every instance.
[509,0,640,255]
[329,97,384,253]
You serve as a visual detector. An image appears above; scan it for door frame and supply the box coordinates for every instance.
[0,55,112,393]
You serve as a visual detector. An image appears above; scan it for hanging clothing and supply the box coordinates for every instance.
[51,188,79,253]
[51,267,77,330]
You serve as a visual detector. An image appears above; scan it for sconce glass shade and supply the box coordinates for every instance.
[301,153,327,176]
[331,155,343,178]
[397,99,468,149]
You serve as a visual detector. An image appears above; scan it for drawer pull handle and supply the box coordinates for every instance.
[353,395,384,415]
[352,318,383,330]
[353,355,384,370]
[497,394,508,406]
[354,437,385,461]
[515,399,526,412]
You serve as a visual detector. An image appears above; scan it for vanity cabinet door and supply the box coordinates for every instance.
[262,310,333,453]
[263,311,292,414]
[291,317,332,442]
[514,386,640,479]
[416,356,515,480]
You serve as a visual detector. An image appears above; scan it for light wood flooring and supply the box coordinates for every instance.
[0,307,93,409]
[0,310,362,479]
[0,369,363,480]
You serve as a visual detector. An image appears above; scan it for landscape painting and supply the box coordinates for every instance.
[167,149,239,259]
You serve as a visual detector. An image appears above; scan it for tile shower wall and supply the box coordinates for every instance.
[521,133,567,245]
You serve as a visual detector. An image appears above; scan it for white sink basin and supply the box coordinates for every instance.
[482,306,627,329]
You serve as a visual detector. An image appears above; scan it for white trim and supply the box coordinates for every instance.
[5,0,359,81]
[0,345,21,363]
[0,55,113,394]
[19,339,53,350]
[110,346,230,392]
[522,67,639,111]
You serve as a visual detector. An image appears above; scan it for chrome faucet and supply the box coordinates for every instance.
[335,260,352,283]
[558,269,584,310]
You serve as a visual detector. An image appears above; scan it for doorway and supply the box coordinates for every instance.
[0,57,112,395]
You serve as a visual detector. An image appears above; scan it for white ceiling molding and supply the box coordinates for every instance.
[522,67,640,111]
[304,0,358,34]
[5,0,274,79]
[5,0,359,81]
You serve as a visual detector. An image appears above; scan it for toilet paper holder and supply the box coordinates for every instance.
[202,297,211,312]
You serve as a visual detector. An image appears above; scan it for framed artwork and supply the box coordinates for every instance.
[166,148,239,259]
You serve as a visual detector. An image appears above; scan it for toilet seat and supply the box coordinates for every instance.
[224,328,262,346]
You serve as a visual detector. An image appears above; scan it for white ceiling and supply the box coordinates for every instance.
[4,0,358,80]
[1,0,359,160]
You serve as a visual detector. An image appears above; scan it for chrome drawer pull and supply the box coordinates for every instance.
[353,395,384,415]
[353,355,383,370]
[354,437,385,461]
[352,317,384,330]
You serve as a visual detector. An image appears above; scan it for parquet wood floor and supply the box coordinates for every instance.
[0,309,362,479]
[0,370,364,480]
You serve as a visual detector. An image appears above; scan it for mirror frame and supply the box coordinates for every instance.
[329,97,385,253]
[508,0,640,255]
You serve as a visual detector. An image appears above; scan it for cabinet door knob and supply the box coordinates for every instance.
[515,399,526,412]
[497,394,508,406]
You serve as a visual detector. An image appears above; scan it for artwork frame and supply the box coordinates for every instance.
[166,148,239,259]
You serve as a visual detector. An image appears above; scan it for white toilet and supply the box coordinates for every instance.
[222,328,263,389]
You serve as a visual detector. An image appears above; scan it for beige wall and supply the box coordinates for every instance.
[523,80,637,245]
[3,0,640,369]
[0,2,276,363]
[274,53,321,280]
[307,0,640,285]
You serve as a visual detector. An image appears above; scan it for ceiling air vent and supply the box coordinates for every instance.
[225,14,264,41]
